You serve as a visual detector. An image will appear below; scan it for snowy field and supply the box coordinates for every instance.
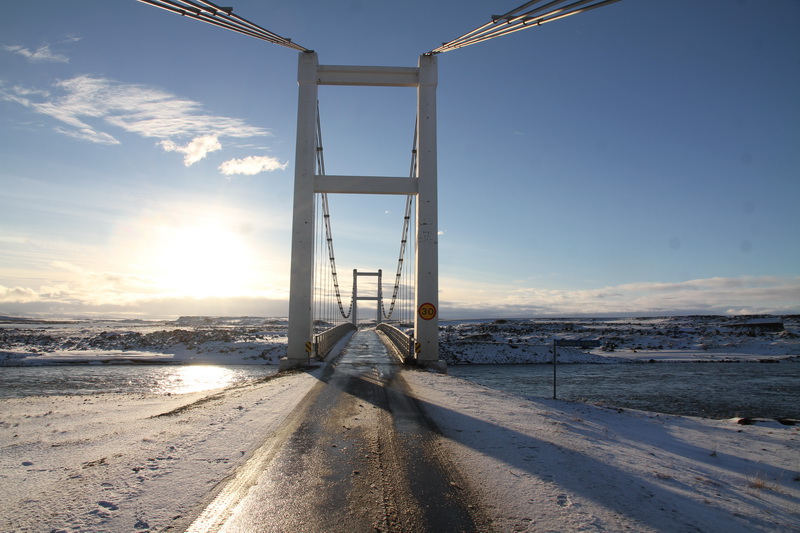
[1,364,797,532]
[0,368,322,532]
[1,315,799,531]
[407,371,799,532]
[2,314,799,366]
[440,315,800,364]
[0,316,289,366]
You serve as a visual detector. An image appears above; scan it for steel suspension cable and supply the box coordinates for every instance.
[399,194,415,328]
[381,121,418,321]
[137,0,310,52]
[316,103,353,320]
[313,192,322,331]
[430,0,622,54]
[314,101,415,323]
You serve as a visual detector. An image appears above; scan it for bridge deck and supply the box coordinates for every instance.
[190,330,486,532]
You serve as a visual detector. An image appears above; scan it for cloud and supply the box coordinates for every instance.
[0,285,40,303]
[3,273,798,320]
[0,268,290,319]
[0,295,289,321]
[4,44,69,63]
[4,250,797,320]
[160,135,222,166]
[0,75,268,146]
[219,155,288,176]
[439,275,800,319]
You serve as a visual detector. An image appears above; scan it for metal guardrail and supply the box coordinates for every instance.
[314,323,357,359]
[376,323,414,363]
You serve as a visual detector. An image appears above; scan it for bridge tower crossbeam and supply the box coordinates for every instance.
[282,52,442,371]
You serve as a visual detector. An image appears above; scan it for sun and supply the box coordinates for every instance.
[149,220,257,298]
[108,205,289,304]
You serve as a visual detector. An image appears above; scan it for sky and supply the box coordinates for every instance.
[1,0,799,320]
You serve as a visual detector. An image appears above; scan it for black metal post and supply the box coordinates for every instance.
[552,339,557,400]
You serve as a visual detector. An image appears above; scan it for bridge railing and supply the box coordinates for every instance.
[315,323,357,360]
[376,323,414,364]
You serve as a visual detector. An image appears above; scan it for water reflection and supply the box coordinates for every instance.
[156,365,240,394]
[0,365,279,398]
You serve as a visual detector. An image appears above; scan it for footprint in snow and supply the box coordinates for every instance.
[556,493,571,507]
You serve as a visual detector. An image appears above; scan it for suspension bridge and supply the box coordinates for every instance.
[284,51,443,371]
[138,0,622,374]
[138,1,623,529]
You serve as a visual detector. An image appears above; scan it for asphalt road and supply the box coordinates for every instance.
[187,330,487,533]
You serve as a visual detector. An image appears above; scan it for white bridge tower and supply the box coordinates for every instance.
[283,52,441,370]
[351,269,382,326]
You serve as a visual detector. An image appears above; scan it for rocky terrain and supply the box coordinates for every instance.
[1,314,798,366]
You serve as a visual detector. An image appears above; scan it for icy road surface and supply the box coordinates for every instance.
[196,330,485,532]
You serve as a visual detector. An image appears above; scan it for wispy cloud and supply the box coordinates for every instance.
[440,276,800,318]
[219,155,288,176]
[0,75,269,146]
[160,135,222,166]
[4,272,797,320]
[4,44,69,63]
[0,260,289,319]
[1,261,162,309]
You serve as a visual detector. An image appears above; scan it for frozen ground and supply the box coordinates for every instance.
[0,316,289,365]
[440,315,800,364]
[1,364,797,532]
[0,368,322,532]
[2,314,798,366]
[0,315,798,531]
[407,371,800,532]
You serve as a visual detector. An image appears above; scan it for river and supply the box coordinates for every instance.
[2,361,797,420]
[449,361,800,420]
[0,364,278,398]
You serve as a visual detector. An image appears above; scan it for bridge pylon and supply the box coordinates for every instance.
[282,52,443,371]
[351,269,383,327]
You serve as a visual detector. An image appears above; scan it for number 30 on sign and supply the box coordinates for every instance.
[418,302,436,320]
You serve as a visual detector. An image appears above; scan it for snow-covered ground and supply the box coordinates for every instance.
[1,363,797,532]
[440,315,800,364]
[0,368,322,532]
[406,371,800,532]
[1,315,798,531]
[2,314,798,366]
[0,316,289,365]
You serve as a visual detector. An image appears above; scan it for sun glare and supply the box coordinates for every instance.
[161,365,236,394]
[150,220,257,298]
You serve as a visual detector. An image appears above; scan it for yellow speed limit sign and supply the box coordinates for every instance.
[418,302,436,320]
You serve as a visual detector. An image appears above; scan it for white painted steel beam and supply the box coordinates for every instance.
[414,54,443,370]
[352,270,383,325]
[314,175,418,195]
[317,65,419,87]
[284,52,319,370]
